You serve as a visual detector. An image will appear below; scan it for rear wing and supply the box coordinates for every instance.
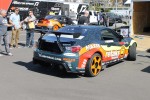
[35,29,81,39]
[51,31,81,39]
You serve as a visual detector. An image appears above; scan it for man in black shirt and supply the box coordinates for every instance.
[100,9,108,27]
[78,10,89,25]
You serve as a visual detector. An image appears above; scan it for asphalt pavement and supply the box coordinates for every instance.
[0,31,150,100]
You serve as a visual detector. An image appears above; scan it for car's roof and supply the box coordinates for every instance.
[46,15,66,17]
[63,25,108,30]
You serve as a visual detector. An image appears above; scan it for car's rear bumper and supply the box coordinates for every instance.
[33,57,71,72]
[33,50,85,73]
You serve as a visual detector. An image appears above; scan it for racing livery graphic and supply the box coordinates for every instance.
[33,25,137,77]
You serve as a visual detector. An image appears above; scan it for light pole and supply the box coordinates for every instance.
[115,0,118,31]
[116,0,118,12]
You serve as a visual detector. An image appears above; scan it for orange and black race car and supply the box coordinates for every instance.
[36,15,74,31]
[33,25,137,77]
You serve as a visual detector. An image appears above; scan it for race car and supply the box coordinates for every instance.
[33,25,137,77]
[36,15,74,31]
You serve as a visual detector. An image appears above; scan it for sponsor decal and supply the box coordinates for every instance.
[63,53,76,56]
[13,1,35,5]
[120,48,125,55]
[86,44,100,51]
[51,7,60,11]
[106,51,120,59]
[38,54,61,61]
[81,59,87,68]
[19,7,29,11]
[63,58,75,62]
[12,1,39,11]
[34,2,40,6]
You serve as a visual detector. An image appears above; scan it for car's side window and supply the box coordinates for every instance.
[101,29,119,42]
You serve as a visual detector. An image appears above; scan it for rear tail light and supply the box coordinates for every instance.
[71,45,82,53]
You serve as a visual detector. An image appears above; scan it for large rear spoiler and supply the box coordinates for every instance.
[35,29,81,39]
[51,31,81,39]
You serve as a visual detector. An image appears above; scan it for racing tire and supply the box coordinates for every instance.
[127,43,136,61]
[85,53,102,77]
[53,25,59,31]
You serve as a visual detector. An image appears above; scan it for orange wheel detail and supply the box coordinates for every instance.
[90,55,102,76]
[85,53,102,77]
[53,25,59,31]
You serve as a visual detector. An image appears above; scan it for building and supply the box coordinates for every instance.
[83,0,127,7]
[129,0,150,35]
[64,0,83,3]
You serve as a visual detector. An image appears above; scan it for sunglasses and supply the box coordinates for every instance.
[29,12,33,13]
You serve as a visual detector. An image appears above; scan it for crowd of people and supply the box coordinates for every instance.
[0,8,36,56]
[0,8,108,56]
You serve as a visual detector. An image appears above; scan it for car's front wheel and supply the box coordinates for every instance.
[127,43,137,61]
[85,53,102,77]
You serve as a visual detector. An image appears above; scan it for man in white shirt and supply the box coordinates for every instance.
[9,7,21,48]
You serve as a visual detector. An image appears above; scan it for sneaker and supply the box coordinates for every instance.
[0,54,2,57]
[7,53,13,56]
[29,45,34,48]
[10,46,13,49]
[16,46,21,48]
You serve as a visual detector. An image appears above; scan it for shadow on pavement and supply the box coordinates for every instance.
[141,66,150,73]
[18,43,26,47]
[137,55,150,58]
[106,60,124,68]
[13,61,81,78]
[0,51,8,55]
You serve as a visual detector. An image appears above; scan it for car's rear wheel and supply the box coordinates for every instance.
[127,43,136,61]
[85,53,102,77]
[53,25,59,31]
